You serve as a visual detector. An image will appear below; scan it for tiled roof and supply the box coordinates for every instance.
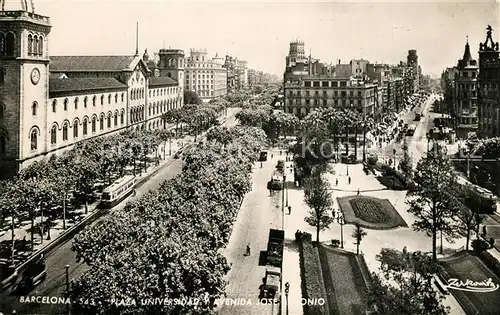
[50,55,137,72]
[149,76,178,87]
[49,77,128,94]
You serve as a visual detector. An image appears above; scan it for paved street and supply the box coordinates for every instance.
[0,109,239,315]
[219,152,284,315]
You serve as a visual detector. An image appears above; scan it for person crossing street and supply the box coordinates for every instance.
[246,243,251,256]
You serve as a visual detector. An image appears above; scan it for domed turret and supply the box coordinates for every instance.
[1,0,36,13]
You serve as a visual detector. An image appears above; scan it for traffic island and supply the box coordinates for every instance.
[439,251,500,315]
[337,196,408,230]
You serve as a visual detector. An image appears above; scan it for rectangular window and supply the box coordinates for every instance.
[340,81,347,87]
[323,100,327,106]
[313,81,320,87]
[304,81,311,87]
[322,81,329,87]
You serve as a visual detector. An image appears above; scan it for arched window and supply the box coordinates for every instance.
[84,97,88,108]
[34,36,39,56]
[83,118,88,135]
[30,128,38,150]
[64,98,68,111]
[38,36,43,56]
[100,115,104,130]
[100,95,104,105]
[149,90,151,97]
[52,100,57,113]
[114,112,118,126]
[50,125,57,144]
[107,114,111,128]
[5,33,15,56]
[28,34,33,56]
[115,93,118,103]
[62,123,68,141]
[0,67,4,84]
[121,93,124,102]
[148,105,151,116]
[73,120,79,138]
[32,102,37,116]
[93,96,96,106]
[74,97,79,109]
[120,110,124,125]
[92,116,96,133]
[108,94,111,104]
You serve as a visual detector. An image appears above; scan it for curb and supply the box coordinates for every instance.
[9,150,180,279]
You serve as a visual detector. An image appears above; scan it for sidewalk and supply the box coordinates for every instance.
[284,163,468,315]
[0,134,192,268]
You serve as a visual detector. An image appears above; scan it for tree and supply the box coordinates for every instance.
[351,223,367,255]
[452,185,485,251]
[369,247,449,315]
[400,137,413,178]
[183,90,202,105]
[407,143,462,261]
[303,174,334,243]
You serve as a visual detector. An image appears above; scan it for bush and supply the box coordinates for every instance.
[471,239,490,252]
[478,250,500,278]
[377,176,406,190]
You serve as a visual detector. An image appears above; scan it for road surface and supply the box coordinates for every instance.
[0,108,240,315]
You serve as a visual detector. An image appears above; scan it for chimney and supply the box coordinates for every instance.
[338,59,341,65]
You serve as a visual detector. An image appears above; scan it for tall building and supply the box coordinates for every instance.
[224,55,248,91]
[454,39,479,138]
[478,25,500,137]
[407,49,420,92]
[0,3,184,178]
[184,49,227,102]
[441,67,457,117]
[283,41,376,119]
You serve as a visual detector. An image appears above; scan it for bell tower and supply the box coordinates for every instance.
[158,48,185,105]
[0,1,51,177]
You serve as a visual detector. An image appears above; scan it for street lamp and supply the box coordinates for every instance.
[284,282,290,315]
[337,214,345,249]
[282,175,286,231]
[65,265,70,315]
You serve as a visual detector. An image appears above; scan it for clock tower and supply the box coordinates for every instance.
[0,1,51,177]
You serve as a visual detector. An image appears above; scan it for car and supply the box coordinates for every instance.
[259,151,268,162]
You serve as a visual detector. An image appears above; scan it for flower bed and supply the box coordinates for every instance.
[337,196,408,230]
[349,198,391,224]
[297,233,330,315]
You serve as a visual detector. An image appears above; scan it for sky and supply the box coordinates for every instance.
[6,0,499,78]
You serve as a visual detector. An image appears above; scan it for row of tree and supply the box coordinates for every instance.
[69,126,268,314]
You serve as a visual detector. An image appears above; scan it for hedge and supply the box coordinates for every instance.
[297,232,329,315]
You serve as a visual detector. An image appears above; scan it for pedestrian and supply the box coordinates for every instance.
[288,205,291,215]
[335,178,338,186]
[260,162,263,168]
[271,153,274,159]
[357,188,360,195]
[348,176,351,185]
[246,243,251,256]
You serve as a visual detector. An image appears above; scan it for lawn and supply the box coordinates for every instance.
[318,245,369,315]
[440,251,500,315]
[337,196,408,230]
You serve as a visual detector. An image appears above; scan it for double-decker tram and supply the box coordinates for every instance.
[100,175,137,208]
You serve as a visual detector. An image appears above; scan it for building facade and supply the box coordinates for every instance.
[478,25,500,137]
[0,4,184,178]
[454,40,479,138]
[184,49,227,102]
[224,55,248,91]
[407,49,420,92]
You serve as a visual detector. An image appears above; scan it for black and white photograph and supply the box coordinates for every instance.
[0,0,499,314]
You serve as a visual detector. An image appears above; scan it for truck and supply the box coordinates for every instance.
[267,229,285,267]
[260,267,281,299]
[268,170,284,191]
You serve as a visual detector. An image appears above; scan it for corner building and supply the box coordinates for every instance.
[184,49,227,102]
[0,3,184,178]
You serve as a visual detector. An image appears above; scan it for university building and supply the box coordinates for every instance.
[0,3,184,178]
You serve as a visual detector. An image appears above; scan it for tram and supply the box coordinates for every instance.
[100,175,137,208]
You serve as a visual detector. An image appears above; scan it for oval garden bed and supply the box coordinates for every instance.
[337,196,408,230]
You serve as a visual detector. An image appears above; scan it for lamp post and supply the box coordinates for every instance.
[362,121,367,162]
[282,175,286,231]
[284,282,290,315]
[169,137,172,156]
[337,214,345,249]
[65,265,70,315]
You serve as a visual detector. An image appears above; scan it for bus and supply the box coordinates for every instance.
[406,125,416,136]
[100,175,137,208]
[268,170,284,191]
